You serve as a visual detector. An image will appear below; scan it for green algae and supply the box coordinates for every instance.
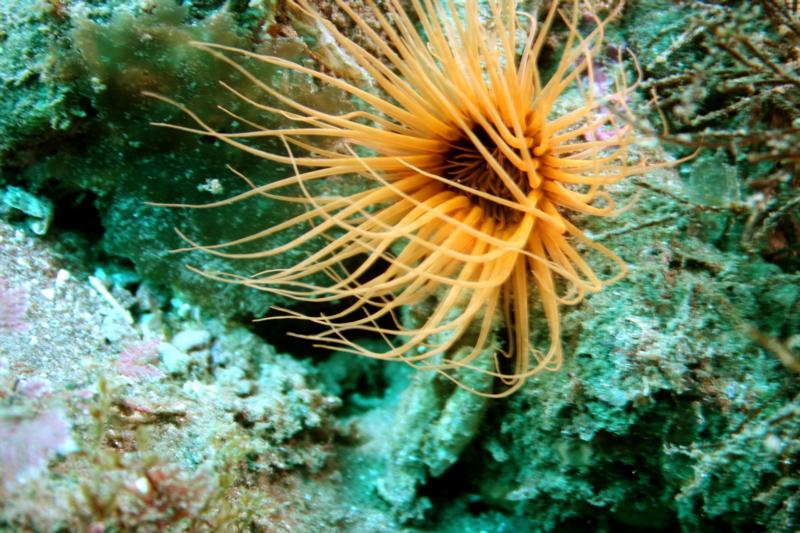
[1,0,347,319]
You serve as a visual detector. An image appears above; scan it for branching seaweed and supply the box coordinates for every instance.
[641,0,800,268]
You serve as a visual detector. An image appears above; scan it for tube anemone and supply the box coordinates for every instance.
[149,0,664,397]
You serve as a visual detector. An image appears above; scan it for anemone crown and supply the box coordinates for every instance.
[149,0,663,397]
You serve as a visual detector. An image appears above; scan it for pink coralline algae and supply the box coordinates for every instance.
[116,339,165,380]
[0,278,28,335]
[0,410,73,491]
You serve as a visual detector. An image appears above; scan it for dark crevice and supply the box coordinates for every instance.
[247,253,397,362]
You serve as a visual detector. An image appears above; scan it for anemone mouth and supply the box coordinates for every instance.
[439,122,537,225]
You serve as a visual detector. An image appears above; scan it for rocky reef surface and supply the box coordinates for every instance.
[1,0,798,531]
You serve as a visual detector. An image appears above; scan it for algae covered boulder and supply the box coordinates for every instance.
[2,0,348,319]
